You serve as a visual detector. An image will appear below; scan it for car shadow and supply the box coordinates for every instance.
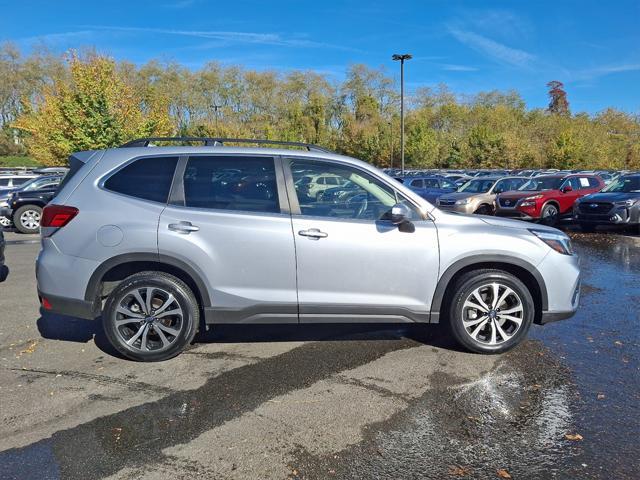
[36,310,125,359]
[36,310,465,358]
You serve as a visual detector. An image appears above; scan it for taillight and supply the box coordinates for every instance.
[41,204,78,229]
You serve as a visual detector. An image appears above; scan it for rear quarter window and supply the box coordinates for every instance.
[104,156,178,203]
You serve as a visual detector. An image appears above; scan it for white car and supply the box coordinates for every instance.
[0,174,38,191]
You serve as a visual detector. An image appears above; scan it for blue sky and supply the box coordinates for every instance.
[1,0,639,113]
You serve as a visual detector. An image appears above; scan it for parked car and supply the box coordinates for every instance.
[573,173,640,233]
[36,137,580,361]
[495,174,605,225]
[1,175,62,233]
[437,176,528,215]
[0,174,38,191]
[0,228,7,282]
[402,176,458,203]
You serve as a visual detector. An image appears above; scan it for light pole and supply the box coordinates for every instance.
[392,53,412,175]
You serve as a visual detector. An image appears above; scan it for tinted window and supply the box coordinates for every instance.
[410,179,423,188]
[105,156,178,203]
[424,179,439,188]
[183,156,279,213]
[290,159,417,221]
[0,179,9,187]
[12,178,32,186]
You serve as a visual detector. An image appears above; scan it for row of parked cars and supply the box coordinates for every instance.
[387,168,640,232]
[0,167,68,233]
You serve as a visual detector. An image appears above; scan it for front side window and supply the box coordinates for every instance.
[289,159,415,221]
[183,156,279,213]
[104,156,178,203]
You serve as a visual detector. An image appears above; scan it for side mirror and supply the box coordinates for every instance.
[561,185,573,193]
[389,203,411,225]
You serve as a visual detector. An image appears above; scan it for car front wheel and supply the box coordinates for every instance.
[103,272,199,362]
[14,205,42,234]
[447,269,534,354]
[540,203,559,226]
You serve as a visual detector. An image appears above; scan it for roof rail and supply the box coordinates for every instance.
[119,137,334,154]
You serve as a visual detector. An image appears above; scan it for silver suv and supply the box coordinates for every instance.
[36,138,580,361]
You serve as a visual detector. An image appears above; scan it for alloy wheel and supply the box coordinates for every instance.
[461,282,524,346]
[114,287,184,353]
[20,210,41,230]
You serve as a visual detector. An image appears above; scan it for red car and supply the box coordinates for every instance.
[495,174,605,225]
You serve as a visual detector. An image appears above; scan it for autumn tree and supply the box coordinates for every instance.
[547,80,570,116]
[14,53,172,165]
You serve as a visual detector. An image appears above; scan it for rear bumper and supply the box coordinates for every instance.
[38,290,98,319]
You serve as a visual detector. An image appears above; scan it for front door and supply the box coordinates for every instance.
[285,158,439,323]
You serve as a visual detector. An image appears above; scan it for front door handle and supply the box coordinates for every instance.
[168,221,200,234]
[298,228,328,239]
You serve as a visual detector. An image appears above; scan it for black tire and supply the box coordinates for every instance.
[13,205,42,234]
[103,271,199,362]
[578,223,597,233]
[474,204,493,215]
[540,203,559,226]
[446,269,535,354]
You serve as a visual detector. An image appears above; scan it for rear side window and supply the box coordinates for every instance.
[183,156,279,213]
[104,156,178,203]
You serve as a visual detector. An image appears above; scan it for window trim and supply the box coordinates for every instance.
[282,156,427,222]
[99,154,181,206]
[167,153,288,215]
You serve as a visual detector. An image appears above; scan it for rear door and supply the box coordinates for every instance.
[558,177,582,213]
[158,155,298,324]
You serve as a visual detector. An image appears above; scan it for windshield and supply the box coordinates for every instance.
[519,177,563,191]
[20,176,61,191]
[458,179,496,193]
[602,176,640,193]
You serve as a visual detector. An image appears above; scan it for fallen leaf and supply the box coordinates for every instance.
[448,465,471,476]
[614,341,623,346]
[497,468,512,478]
[597,393,605,400]
[565,433,583,441]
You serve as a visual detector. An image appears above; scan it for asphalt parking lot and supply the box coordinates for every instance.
[0,229,638,479]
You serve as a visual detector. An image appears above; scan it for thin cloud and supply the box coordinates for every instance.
[448,27,535,68]
[575,63,640,81]
[440,63,478,72]
[84,25,364,53]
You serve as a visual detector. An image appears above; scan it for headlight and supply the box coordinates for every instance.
[529,229,573,255]
[455,199,470,205]
[615,199,638,207]
[523,195,543,201]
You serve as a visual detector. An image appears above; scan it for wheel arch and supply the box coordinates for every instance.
[430,255,548,324]
[85,253,211,309]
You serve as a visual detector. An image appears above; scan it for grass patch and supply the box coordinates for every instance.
[0,156,42,168]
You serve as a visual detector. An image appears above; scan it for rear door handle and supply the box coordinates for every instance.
[168,221,200,234]
[298,228,328,239]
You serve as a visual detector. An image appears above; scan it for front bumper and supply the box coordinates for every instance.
[535,252,581,325]
[574,205,640,225]
[437,203,475,214]
[495,208,535,221]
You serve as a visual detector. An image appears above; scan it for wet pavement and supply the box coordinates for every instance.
[0,230,638,479]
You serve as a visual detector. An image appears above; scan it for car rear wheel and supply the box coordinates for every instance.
[0,216,11,228]
[540,203,559,226]
[446,269,534,354]
[103,272,199,362]
[14,205,42,234]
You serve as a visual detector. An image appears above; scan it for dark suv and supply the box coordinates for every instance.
[1,175,62,233]
[573,174,640,233]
